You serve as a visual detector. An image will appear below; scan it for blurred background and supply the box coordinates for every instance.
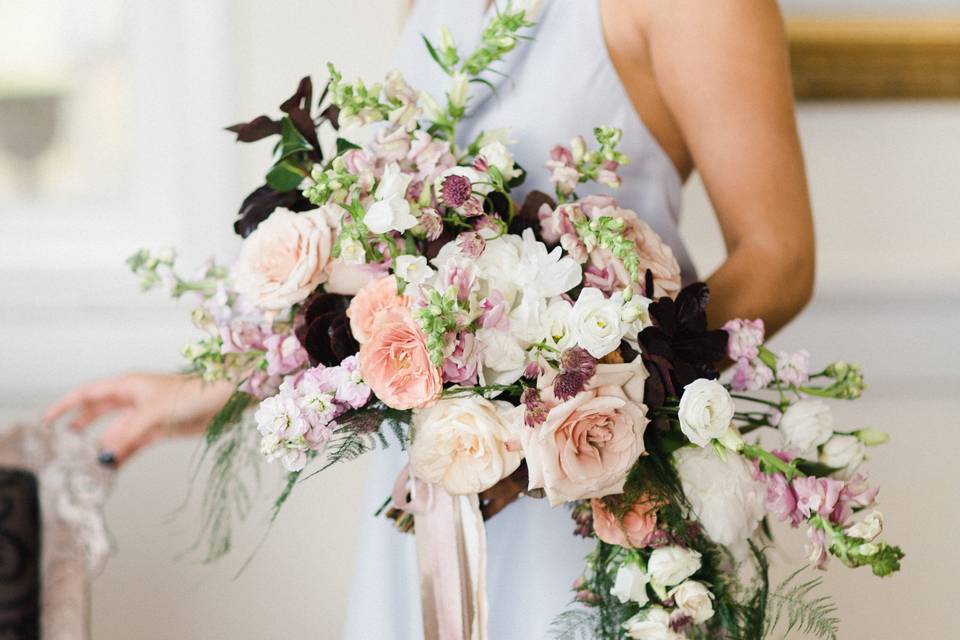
[0,0,958,638]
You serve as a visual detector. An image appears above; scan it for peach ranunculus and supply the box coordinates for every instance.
[591,497,660,548]
[409,398,523,495]
[357,306,442,410]
[234,208,334,311]
[345,275,410,344]
[521,357,650,506]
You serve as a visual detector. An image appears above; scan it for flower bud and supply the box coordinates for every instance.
[448,73,469,110]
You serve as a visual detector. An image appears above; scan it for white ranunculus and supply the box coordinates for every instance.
[570,287,624,358]
[478,140,521,182]
[845,510,883,541]
[448,72,469,110]
[365,162,416,234]
[476,328,527,386]
[408,397,522,495]
[779,399,834,454]
[647,546,701,587]
[673,445,766,552]
[670,580,715,624]
[611,563,650,606]
[677,379,735,447]
[623,607,680,640]
[394,254,433,286]
[819,434,865,476]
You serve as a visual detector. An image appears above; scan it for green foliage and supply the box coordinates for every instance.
[572,215,642,282]
[549,609,600,640]
[764,568,840,640]
[206,391,253,444]
[413,286,462,365]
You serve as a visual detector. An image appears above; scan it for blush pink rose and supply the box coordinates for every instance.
[358,307,442,410]
[591,497,659,548]
[522,357,649,506]
[345,275,410,344]
[580,195,682,299]
[234,208,334,312]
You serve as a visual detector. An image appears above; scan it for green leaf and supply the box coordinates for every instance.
[335,137,361,154]
[266,159,307,192]
[421,34,449,74]
[273,116,313,162]
[205,391,252,445]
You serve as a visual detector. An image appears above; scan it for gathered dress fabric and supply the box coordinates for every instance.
[342,1,695,638]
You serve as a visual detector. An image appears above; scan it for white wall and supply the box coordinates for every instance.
[1,1,958,638]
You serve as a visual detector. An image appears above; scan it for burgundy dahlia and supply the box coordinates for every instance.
[294,292,359,366]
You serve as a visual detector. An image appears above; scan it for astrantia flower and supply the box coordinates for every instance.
[417,207,444,241]
[440,173,473,207]
[456,231,486,257]
[521,387,548,427]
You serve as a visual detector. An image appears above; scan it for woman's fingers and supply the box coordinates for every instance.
[68,398,125,431]
[43,377,134,424]
[98,410,158,467]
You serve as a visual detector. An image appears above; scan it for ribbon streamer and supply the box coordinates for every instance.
[392,466,488,640]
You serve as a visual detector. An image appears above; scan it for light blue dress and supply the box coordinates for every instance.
[343,2,695,637]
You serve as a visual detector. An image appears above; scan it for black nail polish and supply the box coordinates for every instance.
[97,451,117,467]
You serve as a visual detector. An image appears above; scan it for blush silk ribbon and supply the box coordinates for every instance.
[392,465,488,640]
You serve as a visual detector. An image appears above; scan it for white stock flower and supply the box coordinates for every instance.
[408,397,522,494]
[448,72,469,110]
[623,606,681,640]
[611,563,650,606]
[570,287,624,358]
[365,162,416,234]
[677,379,735,447]
[670,580,715,624]
[819,434,865,475]
[477,328,527,385]
[339,236,366,265]
[647,546,701,587]
[478,140,521,181]
[779,399,834,454]
[845,510,883,541]
[394,254,433,286]
[674,445,766,551]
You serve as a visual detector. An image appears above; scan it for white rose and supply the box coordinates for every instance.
[448,72,469,110]
[234,208,333,312]
[670,580,715,624]
[478,140,521,182]
[623,607,681,640]
[845,510,883,541]
[611,563,650,605]
[365,162,416,234]
[780,399,834,454]
[476,328,527,386]
[673,446,766,551]
[819,434,865,476]
[408,397,522,495]
[677,379,735,447]
[394,254,433,286]
[571,287,624,358]
[647,546,701,587]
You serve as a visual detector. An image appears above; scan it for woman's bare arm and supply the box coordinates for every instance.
[626,0,816,335]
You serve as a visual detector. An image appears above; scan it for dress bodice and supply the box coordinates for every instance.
[393,0,696,282]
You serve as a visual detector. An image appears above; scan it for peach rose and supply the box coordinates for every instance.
[580,195,682,299]
[358,306,442,410]
[409,398,522,495]
[345,275,410,344]
[522,357,649,506]
[591,497,660,548]
[234,208,333,311]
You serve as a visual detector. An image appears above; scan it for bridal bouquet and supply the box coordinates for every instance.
[131,3,902,638]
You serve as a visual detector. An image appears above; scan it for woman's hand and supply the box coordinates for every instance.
[43,374,235,466]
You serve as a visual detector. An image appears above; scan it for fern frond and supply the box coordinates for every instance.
[765,568,840,640]
[549,609,599,640]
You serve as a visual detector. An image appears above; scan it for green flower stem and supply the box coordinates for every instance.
[741,443,799,480]
[729,393,785,411]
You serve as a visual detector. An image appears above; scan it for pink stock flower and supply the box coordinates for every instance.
[723,318,765,360]
[407,130,455,182]
[442,332,480,385]
[583,265,617,294]
[263,333,309,376]
[358,307,442,410]
[777,350,811,386]
[730,357,774,392]
[439,256,478,302]
[806,526,830,569]
[342,148,377,191]
[792,476,845,519]
[239,369,282,399]
[345,275,411,344]
[369,126,411,164]
[479,291,510,331]
[219,319,269,354]
[591,497,660,549]
[831,474,879,524]
[763,472,802,526]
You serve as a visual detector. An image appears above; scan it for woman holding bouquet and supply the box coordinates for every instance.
[46,0,814,637]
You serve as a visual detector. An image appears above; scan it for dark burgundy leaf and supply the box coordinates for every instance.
[225,115,282,142]
[234,185,316,237]
[510,190,554,240]
[279,76,322,161]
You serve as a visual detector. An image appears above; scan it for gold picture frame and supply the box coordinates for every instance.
[787,17,960,99]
